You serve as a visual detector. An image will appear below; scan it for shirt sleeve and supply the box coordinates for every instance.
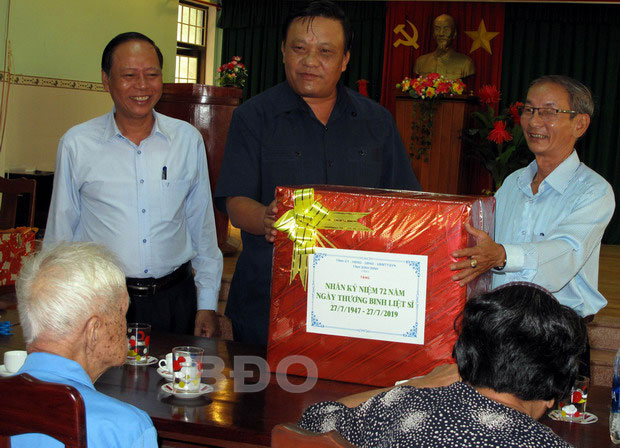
[498,181,615,293]
[215,109,263,211]
[186,134,223,310]
[298,387,417,447]
[381,112,421,191]
[298,401,348,433]
[44,136,81,246]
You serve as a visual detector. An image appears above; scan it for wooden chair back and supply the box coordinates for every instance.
[272,423,356,448]
[0,373,87,447]
[0,177,36,229]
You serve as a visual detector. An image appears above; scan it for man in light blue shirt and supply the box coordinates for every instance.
[451,75,615,318]
[45,32,222,337]
[13,242,158,447]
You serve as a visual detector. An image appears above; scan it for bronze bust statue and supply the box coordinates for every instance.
[414,14,475,80]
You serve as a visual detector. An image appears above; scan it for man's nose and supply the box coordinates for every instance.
[527,109,545,126]
[303,49,320,66]
[135,73,147,88]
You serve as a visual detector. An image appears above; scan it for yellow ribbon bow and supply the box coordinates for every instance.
[274,188,372,289]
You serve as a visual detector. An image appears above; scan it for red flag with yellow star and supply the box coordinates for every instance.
[381,2,505,115]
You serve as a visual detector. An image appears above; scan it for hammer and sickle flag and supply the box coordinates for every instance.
[274,188,372,289]
[393,20,419,49]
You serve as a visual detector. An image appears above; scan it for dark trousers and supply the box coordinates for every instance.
[579,318,592,379]
[126,274,197,335]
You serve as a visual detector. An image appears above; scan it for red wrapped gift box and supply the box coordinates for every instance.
[267,185,494,387]
[0,227,37,286]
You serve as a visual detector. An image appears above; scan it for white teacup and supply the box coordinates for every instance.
[172,346,203,393]
[175,365,201,392]
[4,350,27,373]
[158,353,173,373]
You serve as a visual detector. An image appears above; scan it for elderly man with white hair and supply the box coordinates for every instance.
[12,242,158,447]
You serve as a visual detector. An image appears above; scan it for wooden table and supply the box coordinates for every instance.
[0,309,616,447]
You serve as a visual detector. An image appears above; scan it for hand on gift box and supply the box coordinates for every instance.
[450,223,506,286]
[226,197,278,243]
[263,199,278,243]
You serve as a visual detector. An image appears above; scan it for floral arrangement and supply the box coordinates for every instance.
[217,56,248,88]
[462,85,532,191]
[397,73,466,99]
[396,73,466,161]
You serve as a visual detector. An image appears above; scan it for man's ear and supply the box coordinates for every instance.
[573,113,590,139]
[84,315,101,352]
[341,51,351,73]
[101,70,110,92]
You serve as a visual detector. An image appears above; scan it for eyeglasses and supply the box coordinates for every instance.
[517,106,577,120]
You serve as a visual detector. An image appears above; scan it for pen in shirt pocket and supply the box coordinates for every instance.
[162,166,167,180]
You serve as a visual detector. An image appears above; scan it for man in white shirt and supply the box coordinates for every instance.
[45,32,222,336]
[451,75,615,319]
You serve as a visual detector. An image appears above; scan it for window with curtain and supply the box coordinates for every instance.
[175,1,208,83]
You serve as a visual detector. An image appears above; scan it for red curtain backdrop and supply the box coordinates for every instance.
[381,2,505,115]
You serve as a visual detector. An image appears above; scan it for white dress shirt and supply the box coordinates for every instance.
[493,151,615,317]
[45,110,222,310]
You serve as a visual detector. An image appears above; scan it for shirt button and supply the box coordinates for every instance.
[352,111,357,117]
[143,239,147,243]
[144,269,148,274]
[137,150,142,155]
[521,231,526,235]
[327,160,333,167]
[142,209,146,213]
[140,179,144,184]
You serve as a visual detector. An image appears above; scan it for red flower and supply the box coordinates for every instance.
[478,85,501,104]
[509,101,523,125]
[436,82,450,94]
[572,390,583,403]
[426,72,440,81]
[487,121,513,144]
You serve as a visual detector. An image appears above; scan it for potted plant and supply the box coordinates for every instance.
[396,73,466,161]
[462,85,532,192]
[217,56,248,89]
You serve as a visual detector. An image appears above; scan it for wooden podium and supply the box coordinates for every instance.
[395,94,479,194]
[155,84,242,254]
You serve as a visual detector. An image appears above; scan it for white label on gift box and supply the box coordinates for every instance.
[306,248,427,344]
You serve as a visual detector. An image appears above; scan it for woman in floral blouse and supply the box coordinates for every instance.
[299,282,585,448]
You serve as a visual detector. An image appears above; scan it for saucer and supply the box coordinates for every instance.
[160,382,213,399]
[548,409,598,424]
[125,356,158,366]
[157,367,174,381]
[0,365,14,377]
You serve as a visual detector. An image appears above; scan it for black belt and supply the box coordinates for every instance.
[126,261,192,297]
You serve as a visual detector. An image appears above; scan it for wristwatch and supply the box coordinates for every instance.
[495,245,507,271]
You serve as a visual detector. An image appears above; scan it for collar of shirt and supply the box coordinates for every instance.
[17,352,95,391]
[271,81,358,123]
[101,109,172,145]
[517,150,581,196]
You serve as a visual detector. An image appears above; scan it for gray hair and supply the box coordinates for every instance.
[16,242,127,344]
[530,75,595,117]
